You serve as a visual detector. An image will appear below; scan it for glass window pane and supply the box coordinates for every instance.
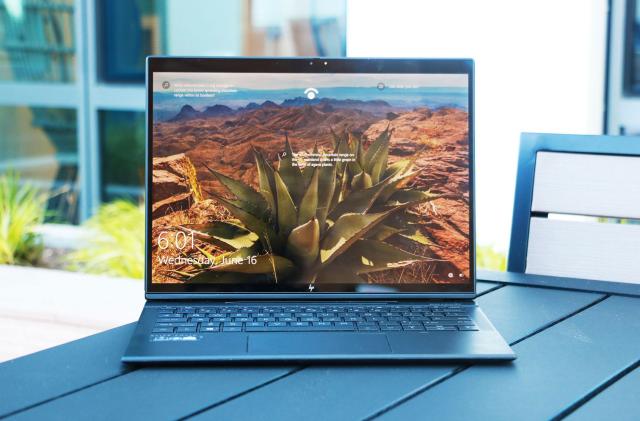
[0,106,78,223]
[625,0,640,94]
[99,110,145,202]
[0,0,75,82]
[97,0,346,83]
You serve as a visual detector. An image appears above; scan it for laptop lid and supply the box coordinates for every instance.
[146,57,475,299]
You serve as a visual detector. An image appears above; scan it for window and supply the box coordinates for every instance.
[0,0,346,224]
[0,0,75,82]
[99,110,145,202]
[0,106,78,223]
[625,0,640,95]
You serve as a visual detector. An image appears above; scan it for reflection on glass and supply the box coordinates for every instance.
[97,0,346,83]
[0,106,78,223]
[99,110,145,202]
[0,0,75,82]
[626,0,640,94]
[98,0,164,82]
[250,0,346,56]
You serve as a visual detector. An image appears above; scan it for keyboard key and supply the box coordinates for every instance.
[268,322,287,327]
[426,326,456,331]
[245,326,269,332]
[432,316,466,321]
[176,327,197,333]
[152,327,174,333]
[424,320,460,326]
[200,327,219,332]
[458,326,479,331]
[381,325,402,331]
[358,325,380,331]
[403,325,425,331]
[246,322,265,327]
[223,327,242,332]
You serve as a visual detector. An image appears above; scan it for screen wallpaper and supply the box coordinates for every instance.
[151,72,470,292]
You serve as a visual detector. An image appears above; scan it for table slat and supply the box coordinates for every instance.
[0,324,134,418]
[476,280,502,295]
[375,296,640,421]
[187,287,604,421]
[566,364,640,421]
[8,366,296,421]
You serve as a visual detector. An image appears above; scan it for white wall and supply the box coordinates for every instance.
[347,0,608,253]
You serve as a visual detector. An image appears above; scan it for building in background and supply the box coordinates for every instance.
[0,0,346,223]
[2,0,639,264]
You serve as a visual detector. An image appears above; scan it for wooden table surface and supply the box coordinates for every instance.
[1,272,639,421]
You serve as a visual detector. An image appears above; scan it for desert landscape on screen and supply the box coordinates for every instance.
[151,74,470,287]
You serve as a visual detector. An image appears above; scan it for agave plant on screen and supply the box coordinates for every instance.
[174,128,438,285]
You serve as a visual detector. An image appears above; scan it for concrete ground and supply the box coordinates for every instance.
[0,265,145,362]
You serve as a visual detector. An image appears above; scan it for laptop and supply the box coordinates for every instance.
[122,57,515,362]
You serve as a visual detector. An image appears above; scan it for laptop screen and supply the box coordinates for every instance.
[149,59,473,294]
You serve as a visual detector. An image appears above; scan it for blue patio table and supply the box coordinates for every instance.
[1,270,639,421]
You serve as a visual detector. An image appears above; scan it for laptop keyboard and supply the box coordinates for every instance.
[151,303,479,334]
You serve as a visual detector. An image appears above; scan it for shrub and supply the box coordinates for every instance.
[0,172,48,265]
[476,244,507,271]
[66,200,145,279]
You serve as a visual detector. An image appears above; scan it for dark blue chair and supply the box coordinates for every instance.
[502,132,640,295]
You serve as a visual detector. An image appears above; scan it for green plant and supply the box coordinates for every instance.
[476,244,507,271]
[0,172,48,265]
[66,200,145,278]
[175,128,438,284]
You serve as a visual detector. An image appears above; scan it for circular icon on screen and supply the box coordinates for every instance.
[377,82,385,90]
[304,87,319,99]
[162,81,170,89]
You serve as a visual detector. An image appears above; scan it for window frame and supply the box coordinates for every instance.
[0,0,145,222]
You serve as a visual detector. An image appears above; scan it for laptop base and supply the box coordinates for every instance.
[122,301,515,363]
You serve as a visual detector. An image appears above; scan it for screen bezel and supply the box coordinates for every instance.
[146,56,476,299]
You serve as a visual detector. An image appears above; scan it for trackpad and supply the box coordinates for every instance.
[248,333,391,355]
